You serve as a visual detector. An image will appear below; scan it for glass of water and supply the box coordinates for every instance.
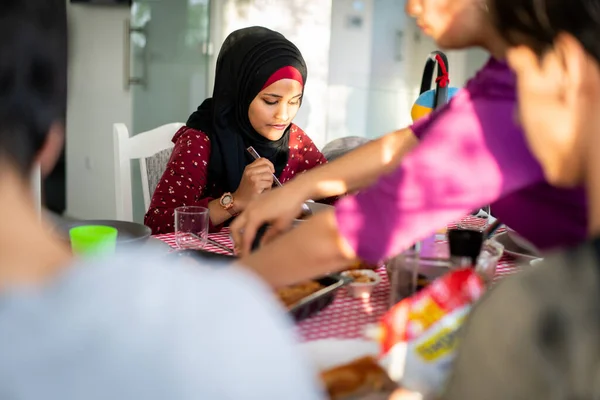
[175,206,209,249]
[387,249,453,308]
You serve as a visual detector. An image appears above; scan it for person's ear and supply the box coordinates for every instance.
[553,33,590,107]
[35,121,64,178]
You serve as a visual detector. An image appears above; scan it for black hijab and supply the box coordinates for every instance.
[186,26,308,193]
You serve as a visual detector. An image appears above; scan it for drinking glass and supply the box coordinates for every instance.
[386,248,453,307]
[387,250,420,307]
[175,206,209,249]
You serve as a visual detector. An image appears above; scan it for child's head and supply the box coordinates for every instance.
[405,0,497,50]
[492,0,600,186]
[0,0,67,182]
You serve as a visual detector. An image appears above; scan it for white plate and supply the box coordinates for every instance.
[300,339,401,400]
[299,339,380,371]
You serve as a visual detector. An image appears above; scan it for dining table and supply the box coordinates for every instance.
[153,217,523,342]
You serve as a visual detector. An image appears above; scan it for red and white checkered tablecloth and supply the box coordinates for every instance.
[154,229,234,255]
[153,220,521,342]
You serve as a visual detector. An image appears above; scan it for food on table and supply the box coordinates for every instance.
[348,259,379,270]
[342,270,380,298]
[276,281,325,308]
[368,268,485,398]
[345,271,376,284]
[320,356,397,400]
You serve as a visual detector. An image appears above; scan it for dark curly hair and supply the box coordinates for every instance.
[0,0,67,175]
[491,0,600,62]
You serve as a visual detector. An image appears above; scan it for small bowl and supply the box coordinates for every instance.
[341,269,381,298]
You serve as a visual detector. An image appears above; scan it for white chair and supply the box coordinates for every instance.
[113,122,185,221]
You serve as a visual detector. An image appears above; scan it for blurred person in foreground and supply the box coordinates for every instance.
[0,1,322,399]
[393,0,600,399]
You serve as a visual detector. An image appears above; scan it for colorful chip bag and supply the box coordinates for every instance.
[367,268,485,398]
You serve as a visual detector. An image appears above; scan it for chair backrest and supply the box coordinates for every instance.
[322,136,370,162]
[113,122,185,221]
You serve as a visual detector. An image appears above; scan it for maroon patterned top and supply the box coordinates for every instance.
[144,124,328,234]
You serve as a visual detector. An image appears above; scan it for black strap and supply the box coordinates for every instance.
[419,51,449,110]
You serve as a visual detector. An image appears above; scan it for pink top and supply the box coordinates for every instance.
[144,124,328,234]
[335,58,587,263]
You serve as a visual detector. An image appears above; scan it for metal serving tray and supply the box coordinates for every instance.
[288,274,351,321]
[170,250,350,321]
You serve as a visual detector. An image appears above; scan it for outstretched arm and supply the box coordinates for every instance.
[231,128,419,254]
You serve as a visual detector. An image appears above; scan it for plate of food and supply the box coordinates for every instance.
[170,249,348,320]
[277,274,351,321]
[300,339,397,400]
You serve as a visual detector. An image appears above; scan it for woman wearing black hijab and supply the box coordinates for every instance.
[144,26,328,234]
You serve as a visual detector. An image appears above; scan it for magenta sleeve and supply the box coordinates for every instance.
[335,93,543,263]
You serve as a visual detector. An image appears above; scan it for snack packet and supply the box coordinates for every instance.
[367,268,485,398]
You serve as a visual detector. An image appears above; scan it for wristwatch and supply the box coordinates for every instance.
[219,192,237,216]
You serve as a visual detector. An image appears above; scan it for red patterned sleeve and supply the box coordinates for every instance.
[294,128,328,174]
[144,127,221,234]
[291,127,338,205]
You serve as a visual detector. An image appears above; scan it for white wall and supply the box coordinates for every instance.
[66,3,132,219]
[365,0,413,137]
[326,0,374,142]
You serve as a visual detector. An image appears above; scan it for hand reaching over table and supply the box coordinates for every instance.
[231,128,419,255]
[230,181,311,255]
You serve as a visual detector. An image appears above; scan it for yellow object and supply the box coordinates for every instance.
[411,103,432,122]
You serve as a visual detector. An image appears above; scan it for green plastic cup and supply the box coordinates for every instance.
[69,225,118,257]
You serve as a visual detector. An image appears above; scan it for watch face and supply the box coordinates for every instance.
[221,194,232,206]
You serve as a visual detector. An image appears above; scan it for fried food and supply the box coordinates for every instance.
[345,271,376,284]
[276,281,325,308]
[320,356,397,400]
[348,259,379,270]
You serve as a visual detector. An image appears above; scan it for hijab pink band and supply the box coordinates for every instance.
[261,66,304,90]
